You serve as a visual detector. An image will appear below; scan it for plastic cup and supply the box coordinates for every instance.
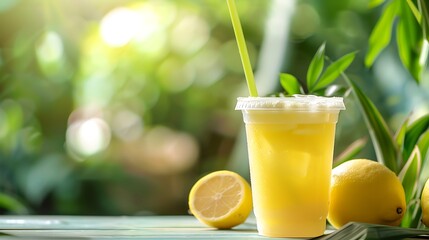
[235,95,345,238]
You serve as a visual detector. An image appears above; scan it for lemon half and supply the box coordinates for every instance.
[188,170,252,229]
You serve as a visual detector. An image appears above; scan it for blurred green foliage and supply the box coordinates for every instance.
[0,0,268,215]
[0,0,428,217]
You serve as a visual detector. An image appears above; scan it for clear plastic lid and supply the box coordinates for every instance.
[235,95,345,111]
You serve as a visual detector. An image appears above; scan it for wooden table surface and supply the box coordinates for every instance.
[0,215,308,239]
[3,215,429,239]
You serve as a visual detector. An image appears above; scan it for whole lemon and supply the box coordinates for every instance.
[327,159,406,229]
[422,178,429,227]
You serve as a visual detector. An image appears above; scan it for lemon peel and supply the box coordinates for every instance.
[421,178,429,227]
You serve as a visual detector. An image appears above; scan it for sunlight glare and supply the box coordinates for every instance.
[66,117,111,158]
[100,7,142,47]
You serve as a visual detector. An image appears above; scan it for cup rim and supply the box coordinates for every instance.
[235,95,346,111]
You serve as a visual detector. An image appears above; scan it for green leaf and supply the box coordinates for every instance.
[365,0,398,67]
[342,73,399,173]
[407,0,422,23]
[418,129,429,160]
[394,117,409,154]
[324,222,429,239]
[324,85,350,97]
[24,154,74,204]
[409,204,423,228]
[307,43,325,92]
[402,130,429,228]
[403,114,429,166]
[314,51,356,91]
[333,138,367,167]
[0,192,28,214]
[397,0,426,83]
[398,146,421,205]
[401,198,422,228]
[418,130,429,185]
[398,147,421,228]
[369,0,386,9]
[419,0,429,41]
[280,73,301,95]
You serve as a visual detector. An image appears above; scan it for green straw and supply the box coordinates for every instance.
[226,0,258,97]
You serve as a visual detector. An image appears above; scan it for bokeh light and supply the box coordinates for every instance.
[111,109,144,141]
[157,57,195,92]
[291,3,320,40]
[170,14,210,55]
[188,47,224,87]
[100,7,142,47]
[36,31,63,64]
[121,126,199,175]
[66,117,111,159]
[35,31,65,77]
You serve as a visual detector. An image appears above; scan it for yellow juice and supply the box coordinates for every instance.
[236,96,345,238]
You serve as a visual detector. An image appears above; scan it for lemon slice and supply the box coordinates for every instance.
[188,170,252,229]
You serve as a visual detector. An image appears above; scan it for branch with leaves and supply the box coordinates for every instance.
[367,0,429,83]
[342,72,429,228]
[279,43,356,97]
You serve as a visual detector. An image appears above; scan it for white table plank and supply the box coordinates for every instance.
[0,215,300,239]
